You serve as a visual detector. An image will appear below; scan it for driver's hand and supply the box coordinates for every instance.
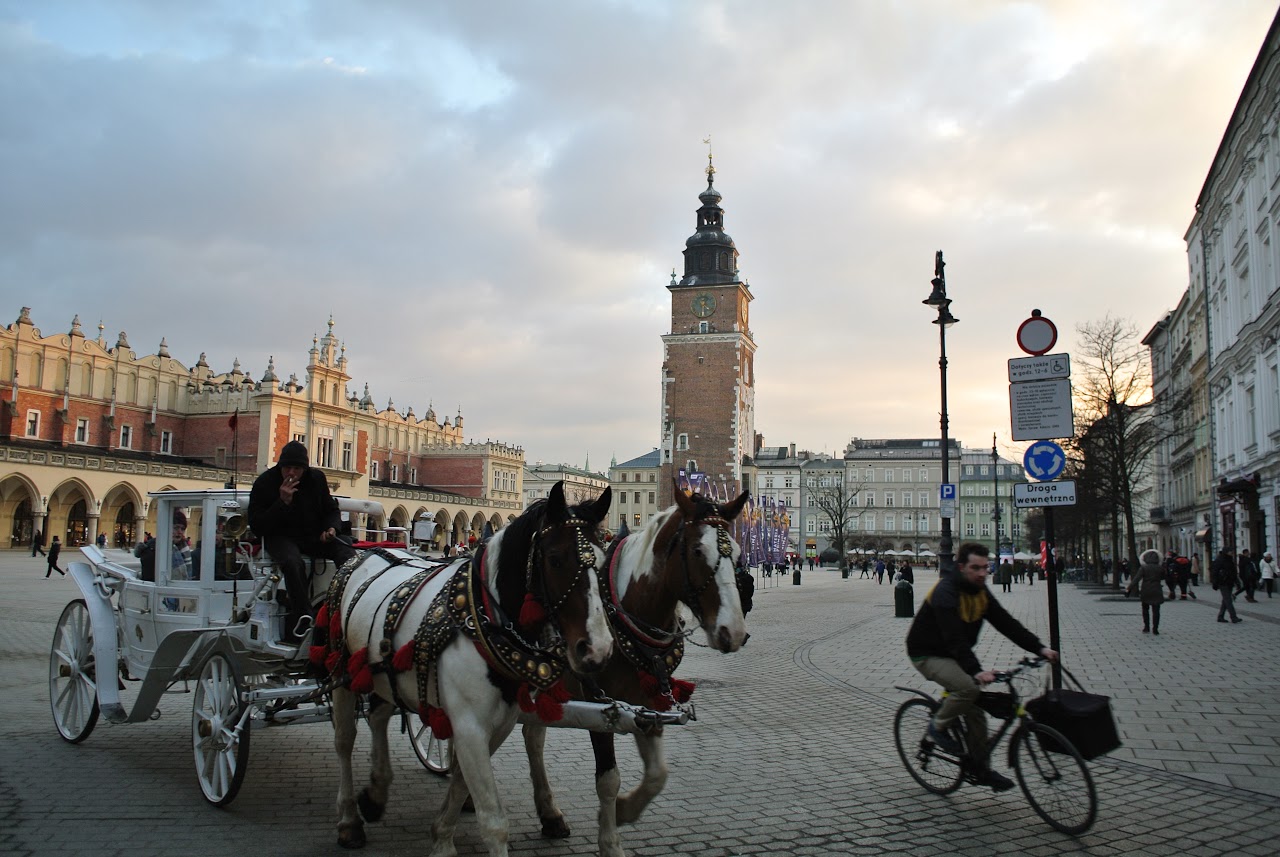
[975,670,996,685]
[320,527,336,544]
[1040,647,1059,663]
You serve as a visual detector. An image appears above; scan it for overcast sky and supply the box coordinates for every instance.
[3,1,1276,470]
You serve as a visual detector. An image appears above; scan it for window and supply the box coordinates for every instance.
[619,515,626,529]
[785,478,793,488]
[865,492,875,507]
[902,469,912,482]
[980,465,989,476]
[865,513,876,530]
[370,460,379,480]
[885,513,895,531]
[677,433,688,451]
[918,491,928,507]
[964,523,976,536]
[1246,385,1257,447]
[391,464,399,482]
[903,515,914,532]
[160,430,173,454]
[342,440,353,471]
[981,524,991,537]
[805,519,816,534]
[964,485,975,496]
[620,473,627,482]
[119,424,132,449]
[24,410,40,438]
[884,470,894,482]
[884,493,894,507]
[633,492,640,504]
[648,491,655,504]
[633,514,641,527]
[619,493,627,505]
[919,469,928,482]
[699,321,709,333]
[980,485,991,496]
[649,473,655,482]
[75,418,89,444]
[764,477,774,488]
[901,491,912,507]
[410,467,418,484]
[964,465,974,476]
[292,431,306,444]
[319,436,334,468]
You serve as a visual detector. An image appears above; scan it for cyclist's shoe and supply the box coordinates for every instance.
[974,768,1015,792]
[926,722,964,755]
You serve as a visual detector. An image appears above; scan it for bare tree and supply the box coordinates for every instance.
[1069,315,1164,588]
[809,477,866,569]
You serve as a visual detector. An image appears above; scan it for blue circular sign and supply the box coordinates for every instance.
[1023,441,1066,481]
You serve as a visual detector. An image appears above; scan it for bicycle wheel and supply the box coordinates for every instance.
[1010,722,1097,834]
[894,698,963,794]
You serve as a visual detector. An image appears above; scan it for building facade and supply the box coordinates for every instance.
[658,156,756,506]
[608,449,663,534]
[1,308,525,552]
[523,462,609,509]
[957,448,1030,557]
[1182,9,1280,558]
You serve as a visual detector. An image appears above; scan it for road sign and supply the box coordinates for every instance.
[1013,480,1077,507]
[939,484,957,500]
[1016,311,1058,356]
[1023,440,1067,481]
[1009,378,1074,441]
[1008,353,1071,383]
[939,484,956,519]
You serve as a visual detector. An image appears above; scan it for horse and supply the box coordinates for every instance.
[325,481,614,856]
[521,487,753,857]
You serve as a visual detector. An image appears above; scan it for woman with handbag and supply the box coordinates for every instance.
[1126,549,1165,635]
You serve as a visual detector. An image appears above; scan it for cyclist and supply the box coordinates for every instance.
[905,542,1059,791]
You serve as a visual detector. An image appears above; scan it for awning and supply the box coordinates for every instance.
[1195,529,1209,543]
[1217,474,1260,495]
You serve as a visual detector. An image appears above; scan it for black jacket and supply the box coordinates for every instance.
[906,573,1043,676]
[1212,553,1237,590]
[248,464,342,543]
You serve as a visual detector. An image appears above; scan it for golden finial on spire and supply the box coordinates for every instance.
[702,135,714,178]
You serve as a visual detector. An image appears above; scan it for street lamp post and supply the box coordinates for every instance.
[991,433,1001,559]
[924,250,959,576]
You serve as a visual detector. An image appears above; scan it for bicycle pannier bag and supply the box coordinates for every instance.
[1026,687,1120,760]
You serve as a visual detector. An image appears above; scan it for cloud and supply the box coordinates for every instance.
[2,0,1276,468]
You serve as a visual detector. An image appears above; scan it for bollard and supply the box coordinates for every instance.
[841,568,850,579]
[894,581,914,617]
[793,570,802,586]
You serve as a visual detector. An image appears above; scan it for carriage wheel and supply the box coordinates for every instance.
[409,721,451,776]
[192,653,251,806]
[49,600,101,743]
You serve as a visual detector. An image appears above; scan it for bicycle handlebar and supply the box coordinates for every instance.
[989,656,1046,683]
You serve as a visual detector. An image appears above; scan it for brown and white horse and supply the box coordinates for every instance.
[522,487,753,857]
[326,481,613,856]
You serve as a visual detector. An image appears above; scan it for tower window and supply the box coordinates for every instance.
[699,322,709,333]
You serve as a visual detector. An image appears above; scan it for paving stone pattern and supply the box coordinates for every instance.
[2,553,1278,856]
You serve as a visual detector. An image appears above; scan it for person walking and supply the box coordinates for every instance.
[1190,552,1203,588]
[1259,552,1276,598]
[998,560,1013,593]
[875,558,886,584]
[45,535,65,577]
[1237,549,1260,603]
[1212,549,1242,623]
[1163,550,1180,600]
[1127,549,1166,634]
[31,528,45,557]
[859,560,871,579]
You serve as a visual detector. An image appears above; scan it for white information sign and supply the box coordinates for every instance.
[1008,353,1071,383]
[1009,378,1075,441]
[1013,480,1078,508]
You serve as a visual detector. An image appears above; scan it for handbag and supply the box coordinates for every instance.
[1025,665,1121,760]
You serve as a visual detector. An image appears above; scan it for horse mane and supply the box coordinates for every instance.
[487,498,548,615]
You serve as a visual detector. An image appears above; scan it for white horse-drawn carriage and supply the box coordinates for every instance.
[49,482,751,857]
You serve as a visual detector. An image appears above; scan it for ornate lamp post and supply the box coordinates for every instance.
[924,251,958,575]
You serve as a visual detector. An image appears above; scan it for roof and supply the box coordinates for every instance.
[614,449,662,469]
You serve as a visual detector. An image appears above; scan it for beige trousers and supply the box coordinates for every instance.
[913,656,988,760]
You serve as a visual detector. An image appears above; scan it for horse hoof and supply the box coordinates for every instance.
[540,815,572,839]
[338,821,367,849]
[357,789,386,823]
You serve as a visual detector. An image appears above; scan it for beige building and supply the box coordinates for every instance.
[524,461,609,509]
[1,308,524,552]
[608,450,662,534]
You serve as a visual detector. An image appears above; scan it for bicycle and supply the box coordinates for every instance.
[893,656,1097,835]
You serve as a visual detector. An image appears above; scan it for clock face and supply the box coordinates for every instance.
[692,293,716,318]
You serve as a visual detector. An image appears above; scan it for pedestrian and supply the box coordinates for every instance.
[1190,552,1203,587]
[875,558,886,584]
[1163,550,1180,600]
[1212,549,1242,623]
[45,535,65,577]
[31,528,45,557]
[1173,554,1195,599]
[1237,549,1259,602]
[998,560,1013,593]
[1127,549,1166,635]
[95,531,107,548]
[900,561,915,586]
[859,560,870,579]
[1259,552,1276,598]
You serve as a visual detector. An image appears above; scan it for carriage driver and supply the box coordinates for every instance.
[905,542,1058,791]
[248,440,356,638]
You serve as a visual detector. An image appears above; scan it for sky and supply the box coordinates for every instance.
[3,0,1276,470]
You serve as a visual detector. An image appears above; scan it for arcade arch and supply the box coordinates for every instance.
[0,472,39,550]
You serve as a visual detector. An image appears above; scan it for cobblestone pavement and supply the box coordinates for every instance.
[2,551,1279,856]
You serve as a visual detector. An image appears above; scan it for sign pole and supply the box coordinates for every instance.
[1044,505,1061,689]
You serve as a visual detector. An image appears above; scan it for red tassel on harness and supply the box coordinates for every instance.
[671,678,696,703]
[427,706,453,739]
[325,650,343,674]
[329,609,343,638]
[315,603,329,631]
[517,682,536,713]
[639,672,661,697]
[518,593,546,630]
[347,647,372,693]
[309,644,328,666]
[546,680,571,703]
[392,641,415,672]
[534,689,565,722]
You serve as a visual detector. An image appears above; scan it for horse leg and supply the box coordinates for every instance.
[615,731,667,825]
[332,687,366,849]
[431,722,514,857]
[591,731,624,857]
[522,722,571,838]
[428,766,472,857]
[357,697,395,823]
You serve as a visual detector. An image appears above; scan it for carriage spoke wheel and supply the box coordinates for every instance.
[893,698,963,795]
[192,653,251,806]
[49,600,100,743]
[410,721,451,776]
[1011,722,1097,834]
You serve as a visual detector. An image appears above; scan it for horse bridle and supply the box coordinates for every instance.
[668,514,741,624]
[525,516,601,623]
